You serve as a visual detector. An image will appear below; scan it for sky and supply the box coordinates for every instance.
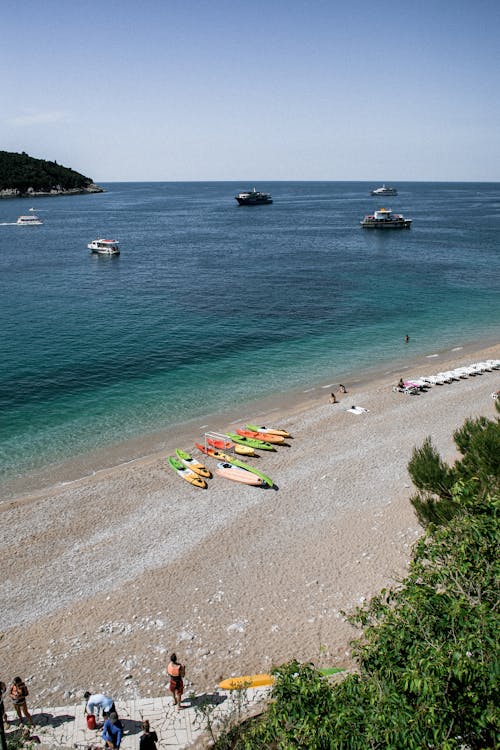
[2,0,500,181]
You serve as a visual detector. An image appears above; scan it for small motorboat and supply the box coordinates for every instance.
[88,239,120,255]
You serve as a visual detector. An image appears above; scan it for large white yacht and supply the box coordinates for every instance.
[87,239,120,255]
[370,184,398,196]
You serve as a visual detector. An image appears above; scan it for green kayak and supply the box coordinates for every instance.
[226,433,276,451]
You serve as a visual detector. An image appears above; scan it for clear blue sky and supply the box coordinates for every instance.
[2,0,499,181]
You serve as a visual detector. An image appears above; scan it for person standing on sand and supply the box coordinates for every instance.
[167,653,185,710]
[139,720,158,750]
[9,677,33,726]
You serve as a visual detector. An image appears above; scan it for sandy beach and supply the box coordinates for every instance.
[1,342,499,711]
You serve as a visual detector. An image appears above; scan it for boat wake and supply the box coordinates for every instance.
[0,222,18,226]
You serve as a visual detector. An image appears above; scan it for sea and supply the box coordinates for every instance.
[1,181,499,498]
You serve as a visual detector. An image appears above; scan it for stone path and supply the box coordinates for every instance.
[3,689,269,749]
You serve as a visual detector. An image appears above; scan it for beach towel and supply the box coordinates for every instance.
[347,406,369,415]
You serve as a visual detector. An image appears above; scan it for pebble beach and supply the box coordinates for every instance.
[1,341,499,711]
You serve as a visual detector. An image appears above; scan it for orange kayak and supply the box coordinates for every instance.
[236,428,285,444]
[207,436,255,456]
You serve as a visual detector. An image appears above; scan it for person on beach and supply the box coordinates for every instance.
[9,677,33,726]
[339,384,347,393]
[1,679,9,727]
[167,653,185,710]
[397,378,405,389]
[139,720,158,750]
[102,712,123,749]
[84,691,116,719]
[329,392,338,404]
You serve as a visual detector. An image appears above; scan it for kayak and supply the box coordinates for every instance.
[226,433,276,451]
[175,449,211,478]
[219,667,343,690]
[236,428,285,444]
[207,436,255,456]
[246,424,292,438]
[195,444,274,487]
[215,462,264,486]
[168,457,207,488]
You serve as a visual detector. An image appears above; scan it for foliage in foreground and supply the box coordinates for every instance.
[216,412,500,749]
[408,401,500,527]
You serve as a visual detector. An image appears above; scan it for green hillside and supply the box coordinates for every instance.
[0,150,102,195]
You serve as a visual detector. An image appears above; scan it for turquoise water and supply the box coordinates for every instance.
[1,181,499,486]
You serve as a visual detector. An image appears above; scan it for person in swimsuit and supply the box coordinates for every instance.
[167,653,185,710]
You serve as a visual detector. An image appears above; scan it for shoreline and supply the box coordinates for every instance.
[0,340,498,710]
[3,334,498,504]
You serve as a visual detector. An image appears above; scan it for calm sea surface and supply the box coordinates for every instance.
[1,181,499,490]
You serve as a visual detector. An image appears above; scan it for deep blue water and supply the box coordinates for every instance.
[1,181,499,486]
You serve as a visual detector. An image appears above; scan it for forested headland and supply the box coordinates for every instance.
[0,150,103,197]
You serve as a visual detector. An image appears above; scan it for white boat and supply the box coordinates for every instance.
[361,208,412,229]
[371,184,398,196]
[87,239,120,255]
[17,209,43,225]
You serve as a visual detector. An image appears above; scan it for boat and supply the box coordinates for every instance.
[235,188,273,206]
[167,457,207,488]
[361,208,412,229]
[246,424,292,438]
[215,462,265,486]
[175,449,211,478]
[371,184,398,196]
[16,210,43,225]
[226,433,276,451]
[236,428,285,444]
[195,444,274,487]
[87,239,120,255]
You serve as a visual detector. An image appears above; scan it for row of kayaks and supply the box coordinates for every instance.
[167,424,292,489]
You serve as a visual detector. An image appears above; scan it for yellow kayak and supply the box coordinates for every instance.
[219,667,343,690]
[168,457,207,488]
[219,674,275,690]
[176,449,211,477]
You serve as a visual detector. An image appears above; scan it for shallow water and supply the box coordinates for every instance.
[1,181,499,488]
